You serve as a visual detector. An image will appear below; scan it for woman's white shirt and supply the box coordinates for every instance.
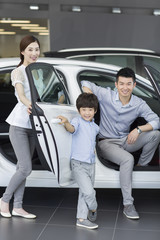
[6,65,32,129]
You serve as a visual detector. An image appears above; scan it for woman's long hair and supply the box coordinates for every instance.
[17,35,40,67]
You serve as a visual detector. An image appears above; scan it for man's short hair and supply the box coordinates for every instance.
[76,93,98,112]
[116,67,136,83]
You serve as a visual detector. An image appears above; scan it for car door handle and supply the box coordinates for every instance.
[51,118,61,124]
[36,130,42,133]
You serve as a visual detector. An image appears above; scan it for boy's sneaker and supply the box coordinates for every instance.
[123,204,140,219]
[88,210,97,222]
[76,219,98,229]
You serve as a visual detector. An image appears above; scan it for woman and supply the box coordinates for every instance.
[0,35,40,219]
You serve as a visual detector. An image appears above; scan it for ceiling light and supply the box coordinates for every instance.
[0,20,30,23]
[11,24,39,27]
[29,5,39,10]
[39,33,49,35]
[0,32,16,35]
[29,29,49,32]
[153,9,160,16]
[21,27,47,30]
[72,6,81,12]
[112,7,121,14]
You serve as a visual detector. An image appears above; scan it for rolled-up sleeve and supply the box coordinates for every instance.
[81,80,107,101]
[81,80,92,90]
[70,117,79,135]
[81,80,101,94]
[139,100,160,130]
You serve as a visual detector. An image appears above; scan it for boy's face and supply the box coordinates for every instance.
[79,107,96,122]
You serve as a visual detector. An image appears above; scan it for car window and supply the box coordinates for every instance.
[69,54,160,83]
[0,69,17,132]
[78,70,160,116]
[143,56,160,73]
[30,65,69,105]
[79,71,116,89]
[133,83,160,116]
[143,65,160,96]
[70,55,137,72]
[95,55,136,71]
[55,69,69,91]
[0,71,13,92]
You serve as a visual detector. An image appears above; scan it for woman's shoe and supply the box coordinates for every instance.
[0,198,12,218]
[12,210,36,219]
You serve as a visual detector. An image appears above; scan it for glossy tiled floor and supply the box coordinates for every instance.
[0,187,160,240]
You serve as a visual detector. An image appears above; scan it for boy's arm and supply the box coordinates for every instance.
[57,116,75,133]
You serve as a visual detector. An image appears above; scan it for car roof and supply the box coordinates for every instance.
[58,47,155,53]
[44,47,160,58]
[0,57,121,72]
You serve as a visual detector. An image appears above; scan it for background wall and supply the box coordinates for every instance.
[50,0,160,52]
[0,35,49,58]
[51,13,160,51]
[0,0,50,57]
[1,0,160,56]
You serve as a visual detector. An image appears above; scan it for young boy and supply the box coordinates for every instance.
[58,93,99,229]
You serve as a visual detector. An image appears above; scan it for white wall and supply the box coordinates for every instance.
[0,35,49,58]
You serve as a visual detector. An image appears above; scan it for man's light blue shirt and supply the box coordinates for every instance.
[70,116,99,164]
[81,81,160,139]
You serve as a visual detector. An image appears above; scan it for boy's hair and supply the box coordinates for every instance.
[76,93,98,112]
[116,67,136,83]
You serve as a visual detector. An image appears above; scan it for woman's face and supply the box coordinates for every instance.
[21,41,40,66]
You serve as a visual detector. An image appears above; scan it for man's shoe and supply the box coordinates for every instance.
[88,210,97,222]
[123,204,140,219]
[76,219,98,229]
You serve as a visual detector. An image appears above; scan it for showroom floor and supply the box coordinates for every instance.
[0,187,160,240]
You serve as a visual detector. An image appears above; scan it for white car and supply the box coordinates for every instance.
[0,58,160,189]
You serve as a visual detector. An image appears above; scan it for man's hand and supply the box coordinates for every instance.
[82,86,93,93]
[127,128,140,144]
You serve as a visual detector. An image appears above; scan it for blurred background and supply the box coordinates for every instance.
[1,0,160,57]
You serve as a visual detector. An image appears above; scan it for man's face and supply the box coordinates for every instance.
[115,76,136,99]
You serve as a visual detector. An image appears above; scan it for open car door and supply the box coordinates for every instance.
[144,65,160,97]
[26,62,78,186]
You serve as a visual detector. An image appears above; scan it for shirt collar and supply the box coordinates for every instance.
[115,92,133,107]
[80,116,94,123]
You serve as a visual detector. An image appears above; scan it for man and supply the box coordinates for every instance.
[82,67,160,220]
